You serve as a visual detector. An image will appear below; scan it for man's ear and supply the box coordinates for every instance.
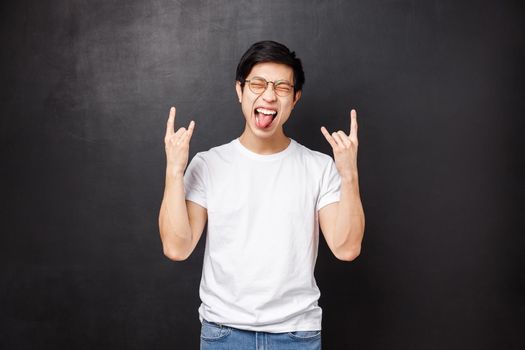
[235,81,243,103]
[292,90,302,107]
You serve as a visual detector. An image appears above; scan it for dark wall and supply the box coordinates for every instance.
[1,0,524,349]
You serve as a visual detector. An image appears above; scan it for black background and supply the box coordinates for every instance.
[1,0,524,349]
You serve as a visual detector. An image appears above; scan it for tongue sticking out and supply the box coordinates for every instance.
[256,112,274,128]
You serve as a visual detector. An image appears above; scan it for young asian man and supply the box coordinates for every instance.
[159,40,365,350]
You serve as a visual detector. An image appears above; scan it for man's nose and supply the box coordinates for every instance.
[262,82,277,102]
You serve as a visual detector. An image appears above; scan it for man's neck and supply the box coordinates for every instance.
[238,129,291,155]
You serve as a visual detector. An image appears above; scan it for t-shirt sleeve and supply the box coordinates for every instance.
[316,157,341,211]
[183,153,208,209]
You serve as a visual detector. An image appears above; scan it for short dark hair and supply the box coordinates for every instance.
[235,40,305,93]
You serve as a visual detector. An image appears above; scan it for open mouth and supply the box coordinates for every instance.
[254,107,278,129]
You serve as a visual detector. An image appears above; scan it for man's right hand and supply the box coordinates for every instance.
[164,106,195,177]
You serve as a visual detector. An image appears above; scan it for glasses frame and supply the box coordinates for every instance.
[244,76,295,97]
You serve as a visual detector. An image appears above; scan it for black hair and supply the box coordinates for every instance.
[235,40,305,94]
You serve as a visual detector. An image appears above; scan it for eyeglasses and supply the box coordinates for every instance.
[244,76,294,97]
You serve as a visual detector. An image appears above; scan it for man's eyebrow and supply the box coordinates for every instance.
[249,76,292,82]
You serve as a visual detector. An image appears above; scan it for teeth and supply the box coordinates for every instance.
[256,108,277,115]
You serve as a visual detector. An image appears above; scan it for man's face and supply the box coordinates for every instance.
[236,62,301,138]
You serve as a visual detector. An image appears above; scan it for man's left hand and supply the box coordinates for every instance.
[320,109,359,180]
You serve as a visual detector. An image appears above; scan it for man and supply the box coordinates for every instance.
[159,40,365,350]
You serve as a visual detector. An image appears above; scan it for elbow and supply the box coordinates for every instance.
[335,245,361,262]
[162,244,190,262]
[158,224,192,261]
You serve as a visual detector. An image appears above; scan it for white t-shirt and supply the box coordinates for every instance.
[183,137,341,333]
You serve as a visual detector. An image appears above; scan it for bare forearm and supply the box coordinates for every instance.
[333,174,365,260]
[158,171,192,259]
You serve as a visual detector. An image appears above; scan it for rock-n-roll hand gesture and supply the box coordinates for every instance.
[164,106,195,177]
[320,109,359,180]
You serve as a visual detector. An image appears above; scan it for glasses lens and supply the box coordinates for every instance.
[248,78,267,94]
[274,82,293,96]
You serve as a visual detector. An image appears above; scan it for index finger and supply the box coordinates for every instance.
[183,120,195,143]
[320,126,338,149]
[165,106,176,138]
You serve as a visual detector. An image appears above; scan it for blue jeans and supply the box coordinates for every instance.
[200,319,322,350]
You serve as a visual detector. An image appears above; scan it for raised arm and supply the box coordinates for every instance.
[158,107,207,261]
[319,109,365,261]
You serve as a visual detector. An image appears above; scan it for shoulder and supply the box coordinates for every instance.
[192,139,236,164]
[293,139,334,168]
